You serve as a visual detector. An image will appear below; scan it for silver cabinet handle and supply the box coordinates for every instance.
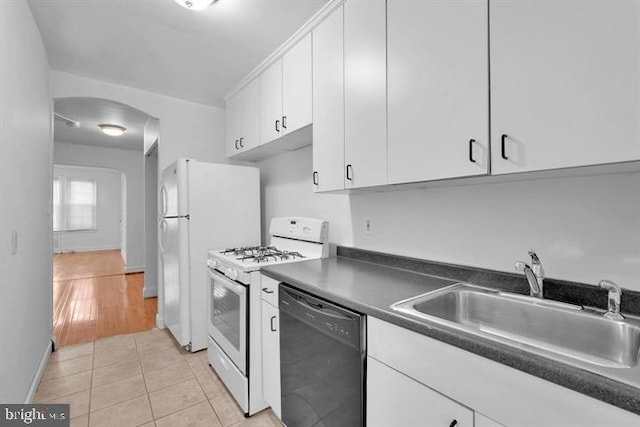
[270,316,277,332]
[262,287,274,294]
[239,137,244,148]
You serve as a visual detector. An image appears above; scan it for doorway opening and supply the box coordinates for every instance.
[52,97,158,347]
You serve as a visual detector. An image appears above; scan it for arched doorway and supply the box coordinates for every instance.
[52,97,158,347]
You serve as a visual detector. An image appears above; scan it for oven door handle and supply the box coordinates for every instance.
[208,268,246,295]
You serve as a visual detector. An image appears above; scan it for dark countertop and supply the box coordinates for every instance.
[262,255,640,416]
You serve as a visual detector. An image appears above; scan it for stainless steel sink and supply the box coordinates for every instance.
[391,283,640,368]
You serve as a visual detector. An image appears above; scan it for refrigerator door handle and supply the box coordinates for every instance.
[160,185,168,217]
[159,219,167,254]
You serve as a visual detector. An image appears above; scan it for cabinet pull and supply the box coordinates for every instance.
[469,139,476,163]
[282,115,287,129]
[270,316,277,332]
[275,119,280,133]
[449,420,458,427]
[235,139,239,150]
[313,171,319,186]
[501,134,509,160]
[239,137,244,148]
[346,164,353,181]
[262,287,274,294]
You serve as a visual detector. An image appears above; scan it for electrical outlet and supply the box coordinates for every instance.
[364,218,374,236]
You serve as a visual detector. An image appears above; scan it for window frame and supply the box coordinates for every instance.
[53,176,98,232]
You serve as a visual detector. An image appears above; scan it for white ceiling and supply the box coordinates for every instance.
[54,98,151,151]
[29,0,330,107]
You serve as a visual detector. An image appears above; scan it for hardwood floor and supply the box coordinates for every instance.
[53,250,157,348]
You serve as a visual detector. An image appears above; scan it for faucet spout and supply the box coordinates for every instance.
[598,280,624,320]
[515,250,544,298]
[515,262,543,298]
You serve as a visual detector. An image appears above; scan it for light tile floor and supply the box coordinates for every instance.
[34,329,283,427]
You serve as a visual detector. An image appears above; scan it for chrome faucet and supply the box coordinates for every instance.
[515,250,544,299]
[598,280,624,320]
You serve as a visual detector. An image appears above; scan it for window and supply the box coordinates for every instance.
[53,177,97,231]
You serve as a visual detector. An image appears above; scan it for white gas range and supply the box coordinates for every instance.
[206,217,329,416]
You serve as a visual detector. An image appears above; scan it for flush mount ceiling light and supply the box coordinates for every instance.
[174,0,217,10]
[98,124,127,137]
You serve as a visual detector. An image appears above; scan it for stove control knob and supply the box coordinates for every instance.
[207,259,218,269]
[227,268,239,281]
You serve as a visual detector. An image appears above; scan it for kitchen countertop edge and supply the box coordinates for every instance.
[262,257,640,416]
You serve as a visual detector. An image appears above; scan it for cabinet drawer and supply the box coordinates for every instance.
[368,356,473,427]
[260,275,279,307]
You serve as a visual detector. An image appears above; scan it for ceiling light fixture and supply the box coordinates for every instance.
[174,0,216,11]
[98,124,127,137]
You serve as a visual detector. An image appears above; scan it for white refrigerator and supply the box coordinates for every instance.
[159,159,260,352]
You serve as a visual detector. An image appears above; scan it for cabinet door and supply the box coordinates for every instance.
[226,79,260,156]
[259,59,284,145]
[282,34,312,135]
[261,301,281,418]
[225,90,241,157]
[387,0,489,184]
[312,5,345,192]
[344,0,387,189]
[237,79,260,154]
[367,356,473,427]
[491,0,640,174]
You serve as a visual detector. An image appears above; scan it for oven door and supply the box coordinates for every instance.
[207,267,247,374]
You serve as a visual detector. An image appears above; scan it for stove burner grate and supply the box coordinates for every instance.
[222,246,306,263]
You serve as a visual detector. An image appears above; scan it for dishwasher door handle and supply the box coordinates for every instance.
[295,298,353,321]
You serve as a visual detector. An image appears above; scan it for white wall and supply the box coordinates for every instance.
[259,146,353,252]
[259,146,640,292]
[54,142,145,272]
[53,165,122,253]
[51,71,227,172]
[0,0,53,403]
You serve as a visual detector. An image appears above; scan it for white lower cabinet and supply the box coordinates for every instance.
[367,356,473,427]
[367,317,639,427]
[261,297,280,418]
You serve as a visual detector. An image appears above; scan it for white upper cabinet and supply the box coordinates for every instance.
[344,0,387,189]
[260,34,312,145]
[226,78,259,157]
[387,0,489,184]
[259,60,283,145]
[491,0,640,174]
[282,34,312,135]
[312,5,345,192]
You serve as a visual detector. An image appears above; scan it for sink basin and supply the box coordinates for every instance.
[391,284,640,368]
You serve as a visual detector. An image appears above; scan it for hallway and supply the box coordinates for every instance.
[53,250,157,347]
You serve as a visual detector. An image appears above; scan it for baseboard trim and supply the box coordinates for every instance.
[125,265,144,274]
[25,338,53,403]
[156,314,164,329]
[53,245,120,254]
[143,286,158,298]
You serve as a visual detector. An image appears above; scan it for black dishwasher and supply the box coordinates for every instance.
[279,284,365,427]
